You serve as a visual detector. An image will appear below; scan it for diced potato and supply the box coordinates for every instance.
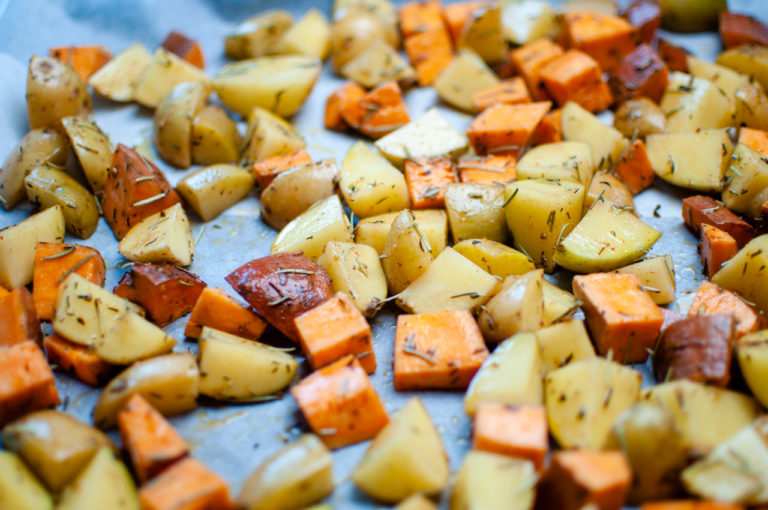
[396,247,501,314]
[26,55,92,132]
[545,357,642,450]
[478,270,544,343]
[241,107,305,167]
[453,239,535,279]
[134,48,210,109]
[352,398,449,503]
[535,320,595,374]
[645,129,732,192]
[397,495,438,510]
[737,330,768,408]
[501,0,560,45]
[340,40,416,89]
[712,234,768,314]
[516,141,593,186]
[225,11,293,59]
[176,164,255,222]
[153,81,208,168]
[271,195,353,261]
[375,109,469,167]
[561,101,628,171]
[444,183,507,243]
[450,451,537,510]
[464,332,543,417]
[56,449,138,510]
[659,72,733,133]
[0,451,53,510]
[554,202,661,273]
[717,45,768,91]
[434,49,500,112]
[61,117,112,193]
[722,143,768,218]
[617,255,676,305]
[382,210,436,294]
[278,9,331,60]
[330,7,399,72]
[88,43,152,102]
[94,312,175,364]
[583,172,633,214]
[340,141,410,218]
[317,241,387,317]
[457,5,506,65]
[687,56,752,116]
[355,209,447,255]
[118,203,195,266]
[0,205,65,290]
[541,280,580,324]
[191,105,242,166]
[613,97,668,138]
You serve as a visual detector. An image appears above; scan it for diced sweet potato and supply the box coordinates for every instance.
[49,45,111,81]
[457,155,516,185]
[653,314,734,387]
[0,287,41,347]
[102,144,182,240]
[340,81,410,139]
[471,77,532,111]
[399,0,445,39]
[443,1,489,44]
[532,108,562,145]
[561,12,637,73]
[324,82,366,131]
[252,148,313,189]
[184,287,267,341]
[466,101,552,156]
[657,38,689,73]
[473,403,548,471]
[295,292,376,374]
[118,394,189,483]
[393,310,489,391]
[682,195,756,248]
[160,31,205,69]
[720,12,768,49]
[642,501,744,510]
[540,50,614,113]
[291,355,388,449]
[610,44,669,104]
[33,242,106,321]
[614,139,655,194]
[403,23,454,87]
[114,264,206,328]
[404,156,457,209]
[573,272,664,363]
[225,253,333,343]
[688,280,767,338]
[138,457,232,510]
[511,39,564,101]
[43,333,114,387]
[0,342,60,426]
[700,224,738,278]
[738,127,768,157]
[622,0,661,44]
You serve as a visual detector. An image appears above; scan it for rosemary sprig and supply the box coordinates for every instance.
[56,253,96,284]
[41,245,74,260]
[132,191,169,207]
[403,333,436,365]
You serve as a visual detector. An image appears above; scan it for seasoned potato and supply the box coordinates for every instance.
[717,45,768,91]
[478,270,545,343]
[617,255,676,305]
[341,40,416,89]
[56,448,138,510]
[687,56,751,116]
[583,172,634,214]
[225,11,294,60]
[133,48,210,109]
[317,241,388,317]
[450,451,537,510]
[534,320,595,374]
[722,143,768,218]
[88,43,152,102]
[330,7,398,72]
[712,235,768,314]
[1,411,115,492]
[501,0,560,45]
[660,0,725,32]
[176,164,254,222]
[737,330,768,408]
[613,98,668,138]
[93,353,199,429]
[279,8,332,60]
[191,105,242,165]
[541,280,580,325]
[0,128,69,209]
[340,141,410,217]
[26,55,92,131]
[24,165,100,239]
[61,117,112,193]
[272,195,353,260]
[459,5,506,64]
[381,210,435,293]
[397,495,438,510]
[660,72,732,133]
[562,101,627,171]
[153,81,208,168]
[734,82,768,130]
[516,141,593,186]
[241,107,306,166]
[453,239,535,279]
[355,209,447,255]
[0,450,53,510]
[260,159,338,230]
[238,434,333,510]
[118,203,195,266]
[94,312,175,364]
[434,49,500,112]
[444,183,507,243]
[646,129,732,192]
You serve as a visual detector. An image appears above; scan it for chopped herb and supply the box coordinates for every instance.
[178,280,194,286]
[41,245,74,260]
[276,268,314,275]
[403,333,436,365]
[502,188,518,207]
[132,191,169,207]
[267,296,291,306]
[451,291,480,299]
[56,253,96,284]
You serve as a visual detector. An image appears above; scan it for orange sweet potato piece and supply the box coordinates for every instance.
[466,101,552,156]
[295,292,376,374]
[324,82,366,131]
[610,44,669,104]
[457,155,516,185]
[0,342,60,426]
[561,12,637,73]
[682,195,756,248]
[473,403,548,471]
[642,502,744,510]
[393,310,489,391]
[185,287,267,341]
[399,0,446,39]
[101,144,182,240]
[160,31,205,69]
[138,457,232,510]
[622,0,661,45]
[404,156,457,209]
[43,333,114,387]
[252,148,313,189]
[33,242,106,320]
[472,77,532,111]
[341,81,410,138]
[614,139,655,194]
[291,355,388,449]
[540,49,614,113]
[404,28,454,86]
[700,224,739,278]
[535,450,631,510]
[720,12,768,49]
[442,1,488,44]
[738,127,768,157]
[0,287,41,347]
[49,45,111,81]
[573,272,663,364]
[657,38,689,73]
[118,394,189,483]
[688,280,767,338]
[532,108,562,145]
[114,264,206,328]
[511,39,565,101]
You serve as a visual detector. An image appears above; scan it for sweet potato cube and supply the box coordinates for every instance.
[532,108,562,145]
[404,156,457,209]
[657,38,689,73]
[291,356,388,449]
[622,0,661,44]
[540,50,613,113]
[573,272,663,363]
[688,280,766,338]
[473,403,548,471]
[185,287,267,341]
[457,155,516,185]
[252,148,313,189]
[642,501,744,510]
[614,139,655,194]
[0,287,41,347]
[466,101,551,156]
[511,39,564,101]
[118,394,189,483]
[399,0,445,39]
[394,310,489,391]
[295,292,376,374]
[720,12,768,49]
[471,77,532,111]
[324,82,366,131]
[49,45,110,80]
[138,457,232,510]
[0,342,60,426]
[33,242,106,320]
[738,127,768,157]
[535,450,631,510]
[404,28,454,86]
[43,333,114,387]
[611,44,669,104]
[700,224,738,278]
[340,81,410,139]
[442,1,488,44]
[682,195,756,248]
[114,264,206,327]
[160,31,205,69]
[561,12,637,73]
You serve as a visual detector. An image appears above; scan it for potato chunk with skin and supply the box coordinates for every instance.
[535,320,595,374]
[191,105,241,166]
[340,141,410,218]
[176,164,254,222]
[515,141,593,186]
[225,11,293,60]
[382,209,435,294]
[583,172,634,214]
[355,209,447,255]
[88,43,152,102]
[737,330,768,408]
[478,270,545,344]
[271,195,353,261]
[26,55,92,131]
[0,450,53,510]
[317,241,387,317]
[660,72,732,133]
[444,183,507,243]
[712,234,768,315]
[56,448,138,510]
[241,107,305,167]
[617,255,676,305]
[134,48,210,109]
[453,239,535,279]
[61,117,112,194]
[118,203,194,267]
[450,451,537,510]
[434,49,500,112]
[153,81,208,169]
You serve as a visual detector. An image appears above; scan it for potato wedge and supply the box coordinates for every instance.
[330,7,398,72]
[355,209,447,255]
[94,312,176,364]
[444,183,507,243]
[562,101,628,171]
[153,81,208,168]
[717,44,768,91]
[88,43,152,102]
[450,451,537,510]
[225,11,294,60]
[712,235,768,314]
[317,241,388,317]
[133,48,210,109]
[381,209,435,294]
[687,56,751,116]
[271,195,353,260]
[176,164,254,222]
[722,143,768,218]
[241,107,306,167]
[478,270,545,343]
[118,203,194,266]
[583,172,634,214]
[516,141,593,186]
[535,320,595,374]
[434,49,500,112]
[613,97,667,138]
[56,448,138,510]
[0,451,53,510]
[737,330,768,408]
[616,255,676,305]
[278,9,332,60]
[340,40,415,89]
[61,117,112,193]
[340,141,410,218]
[659,72,733,133]
[541,280,580,325]
[26,55,92,131]
[191,105,242,166]
[457,5,506,64]
[453,239,535,279]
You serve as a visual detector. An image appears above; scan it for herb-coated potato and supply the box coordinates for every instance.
[613,98,668,138]
[434,49,500,112]
[88,43,152,102]
[478,269,545,343]
[617,255,676,305]
[515,141,593,186]
[712,234,768,315]
[330,7,398,72]
[382,209,435,294]
[279,8,332,60]
[26,55,92,131]
[737,330,768,408]
[354,209,447,255]
[660,72,732,133]
[56,448,138,510]
[444,183,507,243]
[717,45,768,91]
[191,105,242,165]
[317,241,388,317]
[340,141,410,218]
[241,107,306,167]
[450,451,537,510]
[176,164,254,222]
[541,280,580,325]
[687,56,751,116]
[133,48,210,109]
[118,203,195,266]
[225,11,294,60]
[583,172,634,214]
[660,0,727,32]
[340,40,415,89]
[722,143,768,218]
[453,239,535,279]
[562,101,627,171]
[456,5,506,64]
[734,83,768,131]
[0,450,53,510]
[153,81,208,168]
[94,312,176,364]
[61,117,112,193]
[534,319,595,374]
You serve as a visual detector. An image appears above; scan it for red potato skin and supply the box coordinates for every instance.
[623,0,661,44]
[114,264,206,327]
[682,195,756,248]
[610,44,669,104]
[225,253,333,342]
[720,12,768,49]
[657,38,689,73]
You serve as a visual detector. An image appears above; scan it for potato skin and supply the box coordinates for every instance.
[225,252,333,342]
[26,55,92,131]
[613,98,667,138]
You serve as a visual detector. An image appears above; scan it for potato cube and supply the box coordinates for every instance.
[478,270,545,343]
[88,43,151,102]
[444,184,506,243]
[134,48,210,109]
[355,209,447,255]
[659,72,732,133]
[433,49,500,112]
[616,255,676,305]
[453,239,534,278]
[515,140,593,185]
[316,242,387,318]
[271,195,353,261]
[561,101,627,171]
[450,451,537,510]
[340,141,410,218]
[176,164,254,222]
[534,319,595,374]
[712,235,768,315]
[118,203,194,267]
[278,8,331,60]
[737,330,768,408]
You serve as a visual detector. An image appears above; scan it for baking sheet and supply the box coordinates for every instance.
[0,0,763,506]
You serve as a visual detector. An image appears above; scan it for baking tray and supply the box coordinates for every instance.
[0,0,763,506]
